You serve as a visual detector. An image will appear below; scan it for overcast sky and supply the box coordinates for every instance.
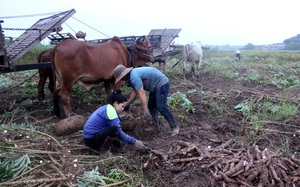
[1,0,299,46]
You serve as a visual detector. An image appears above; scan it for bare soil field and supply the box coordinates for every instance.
[0,65,300,186]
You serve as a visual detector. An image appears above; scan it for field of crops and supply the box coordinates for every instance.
[1,48,300,186]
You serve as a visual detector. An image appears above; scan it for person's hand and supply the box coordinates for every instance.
[143,110,152,121]
[124,104,130,111]
[134,140,149,152]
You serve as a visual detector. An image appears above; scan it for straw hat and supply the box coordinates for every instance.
[114,65,133,84]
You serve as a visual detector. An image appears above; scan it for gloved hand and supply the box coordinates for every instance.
[134,140,149,152]
[124,104,130,111]
[143,110,152,121]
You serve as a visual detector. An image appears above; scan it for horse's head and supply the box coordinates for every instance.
[128,35,154,67]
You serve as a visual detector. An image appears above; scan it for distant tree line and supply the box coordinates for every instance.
[240,34,300,50]
[283,34,300,50]
[242,43,255,50]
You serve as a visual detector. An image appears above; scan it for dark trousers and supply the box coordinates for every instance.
[83,125,119,150]
[148,82,178,129]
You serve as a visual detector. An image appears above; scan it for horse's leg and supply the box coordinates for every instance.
[53,89,60,118]
[196,59,201,78]
[183,60,187,79]
[158,61,164,72]
[48,69,55,96]
[163,60,167,72]
[59,83,74,117]
[104,81,114,102]
[38,69,47,100]
[191,61,195,79]
[161,57,168,72]
[182,47,188,79]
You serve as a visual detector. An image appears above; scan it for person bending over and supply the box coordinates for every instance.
[113,65,179,136]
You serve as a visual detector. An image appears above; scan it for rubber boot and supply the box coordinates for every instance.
[151,117,160,132]
[152,120,159,132]
[100,137,115,156]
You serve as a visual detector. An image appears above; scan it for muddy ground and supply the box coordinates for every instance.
[0,67,300,186]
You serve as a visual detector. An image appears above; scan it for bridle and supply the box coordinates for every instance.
[135,45,153,59]
[126,42,153,67]
[127,48,134,67]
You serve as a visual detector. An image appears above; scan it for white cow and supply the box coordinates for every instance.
[182,41,203,79]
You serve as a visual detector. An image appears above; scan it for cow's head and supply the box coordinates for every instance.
[129,35,154,67]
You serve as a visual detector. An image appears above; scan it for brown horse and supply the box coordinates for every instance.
[37,48,54,100]
[51,36,153,118]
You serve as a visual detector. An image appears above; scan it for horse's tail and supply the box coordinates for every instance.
[50,47,56,92]
[50,46,61,118]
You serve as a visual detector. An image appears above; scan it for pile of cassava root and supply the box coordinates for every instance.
[144,139,300,187]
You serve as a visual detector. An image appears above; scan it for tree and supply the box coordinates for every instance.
[283,34,300,50]
[285,41,300,50]
[244,43,255,50]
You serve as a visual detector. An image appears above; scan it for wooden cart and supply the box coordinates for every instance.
[0,9,182,74]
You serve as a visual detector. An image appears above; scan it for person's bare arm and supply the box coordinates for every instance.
[126,88,138,107]
[136,87,148,111]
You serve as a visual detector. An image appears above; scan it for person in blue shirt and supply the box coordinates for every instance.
[83,90,146,153]
[113,65,179,136]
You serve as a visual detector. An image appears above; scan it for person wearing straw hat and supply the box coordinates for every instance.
[113,65,179,136]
